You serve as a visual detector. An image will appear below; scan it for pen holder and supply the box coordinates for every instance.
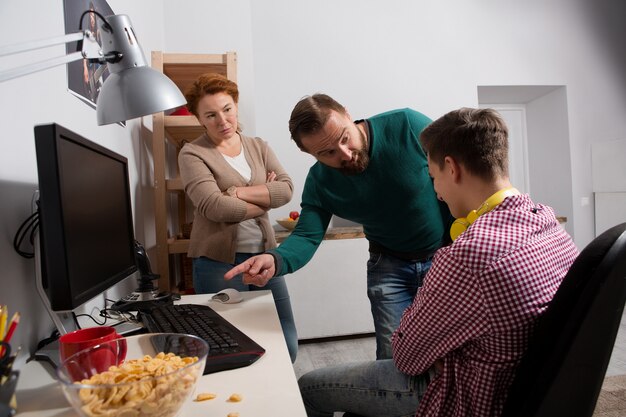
[0,370,19,417]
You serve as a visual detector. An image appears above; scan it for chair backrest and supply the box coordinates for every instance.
[502,222,626,417]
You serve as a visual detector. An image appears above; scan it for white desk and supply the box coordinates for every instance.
[13,291,307,416]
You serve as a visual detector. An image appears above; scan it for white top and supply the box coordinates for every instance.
[222,148,251,180]
[13,291,306,416]
[223,148,264,253]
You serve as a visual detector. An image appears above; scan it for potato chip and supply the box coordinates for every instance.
[195,392,217,401]
[227,393,242,402]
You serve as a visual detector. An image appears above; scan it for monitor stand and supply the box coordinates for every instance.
[34,233,79,335]
[32,234,149,368]
[31,338,61,370]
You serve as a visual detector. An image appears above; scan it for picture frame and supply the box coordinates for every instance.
[63,0,115,110]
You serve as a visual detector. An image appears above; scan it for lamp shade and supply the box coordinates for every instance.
[97,66,186,125]
[96,14,186,125]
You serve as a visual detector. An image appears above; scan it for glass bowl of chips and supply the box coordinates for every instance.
[56,333,208,417]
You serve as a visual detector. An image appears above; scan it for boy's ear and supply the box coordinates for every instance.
[444,156,463,183]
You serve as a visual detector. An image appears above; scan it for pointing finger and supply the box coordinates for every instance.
[224,262,249,280]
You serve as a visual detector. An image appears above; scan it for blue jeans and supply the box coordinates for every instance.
[367,253,432,359]
[193,253,298,363]
[298,359,430,417]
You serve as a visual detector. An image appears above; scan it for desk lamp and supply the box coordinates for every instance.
[0,12,186,125]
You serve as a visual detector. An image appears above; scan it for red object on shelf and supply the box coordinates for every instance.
[170,106,192,116]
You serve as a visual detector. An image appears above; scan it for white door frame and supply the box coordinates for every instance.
[479,104,531,194]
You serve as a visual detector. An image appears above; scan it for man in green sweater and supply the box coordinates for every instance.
[226,94,451,359]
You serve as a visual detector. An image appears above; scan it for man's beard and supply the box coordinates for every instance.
[338,126,369,175]
[338,148,369,175]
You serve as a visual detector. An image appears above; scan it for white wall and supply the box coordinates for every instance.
[592,138,626,236]
[2,0,626,356]
[525,87,575,236]
[476,86,574,236]
[162,1,257,135]
[0,0,165,363]
[245,0,625,336]
[246,0,626,246]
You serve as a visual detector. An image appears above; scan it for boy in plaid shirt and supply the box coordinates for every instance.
[298,107,578,417]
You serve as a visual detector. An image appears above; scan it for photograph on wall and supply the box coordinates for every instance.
[63,0,115,109]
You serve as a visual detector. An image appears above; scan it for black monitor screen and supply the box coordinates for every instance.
[34,123,137,311]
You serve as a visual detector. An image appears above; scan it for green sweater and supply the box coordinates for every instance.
[270,108,450,275]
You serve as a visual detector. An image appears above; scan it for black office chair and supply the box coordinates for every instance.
[502,222,626,417]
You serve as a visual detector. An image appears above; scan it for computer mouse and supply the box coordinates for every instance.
[212,288,243,304]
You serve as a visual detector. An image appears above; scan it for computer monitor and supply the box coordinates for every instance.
[33,123,137,333]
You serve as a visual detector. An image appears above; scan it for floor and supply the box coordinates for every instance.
[293,309,626,379]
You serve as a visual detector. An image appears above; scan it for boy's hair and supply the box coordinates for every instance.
[184,73,239,117]
[289,94,347,151]
[420,107,509,181]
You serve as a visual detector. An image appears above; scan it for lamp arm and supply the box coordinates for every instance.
[0,32,83,57]
[0,30,107,83]
[0,13,186,125]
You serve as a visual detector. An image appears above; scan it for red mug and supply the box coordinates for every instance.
[59,326,126,381]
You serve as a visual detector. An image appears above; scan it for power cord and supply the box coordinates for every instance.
[36,329,60,351]
[72,303,139,329]
[105,299,139,323]
[73,311,106,327]
[78,9,112,32]
[13,210,39,259]
[34,307,138,351]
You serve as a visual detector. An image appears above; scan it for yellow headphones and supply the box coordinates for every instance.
[450,187,520,241]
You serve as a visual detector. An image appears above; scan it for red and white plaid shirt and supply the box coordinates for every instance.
[392,194,579,417]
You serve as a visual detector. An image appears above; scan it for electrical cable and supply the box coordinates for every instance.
[78,9,112,31]
[35,329,60,351]
[73,311,106,327]
[71,312,82,329]
[104,299,139,323]
[13,210,39,259]
[72,306,139,328]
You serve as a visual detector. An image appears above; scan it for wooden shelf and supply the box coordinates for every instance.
[162,53,235,94]
[168,227,365,258]
[164,115,204,148]
[152,51,237,292]
[275,226,365,244]
[167,237,190,254]
[166,178,184,191]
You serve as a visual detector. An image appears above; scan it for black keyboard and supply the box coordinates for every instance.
[139,303,265,374]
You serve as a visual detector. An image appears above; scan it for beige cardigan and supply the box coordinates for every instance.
[178,133,293,263]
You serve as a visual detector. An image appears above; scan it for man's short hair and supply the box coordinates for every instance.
[289,94,347,151]
[420,107,509,181]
